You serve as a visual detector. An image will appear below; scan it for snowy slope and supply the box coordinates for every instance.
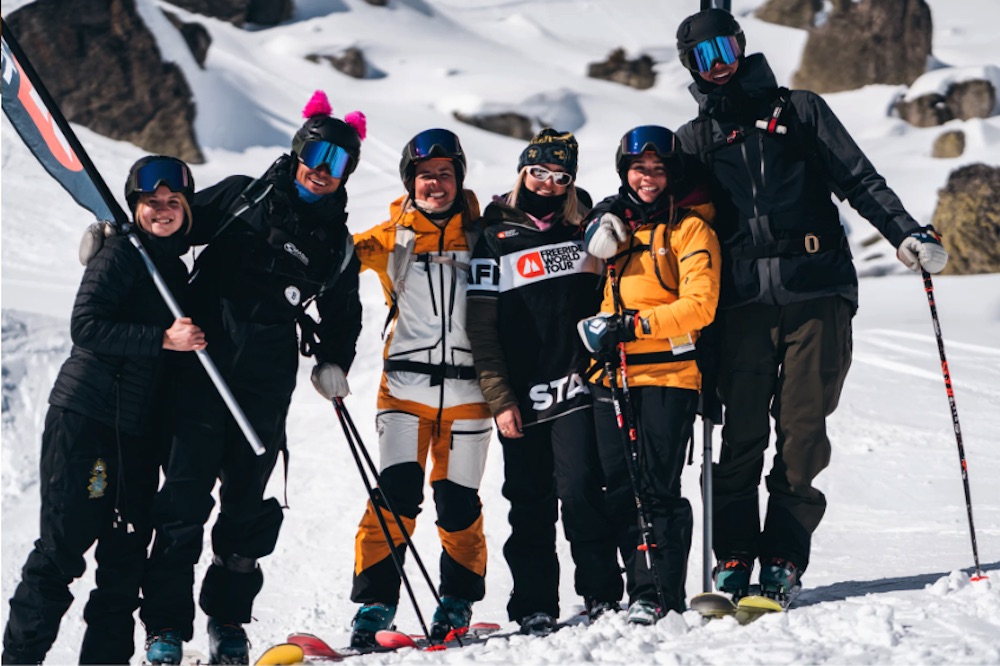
[3,1,999,664]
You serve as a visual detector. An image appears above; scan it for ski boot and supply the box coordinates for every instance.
[713,555,753,599]
[429,596,473,641]
[145,629,183,665]
[207,618,250,664]
[585,597,622,622]
[626,599,662,626]
[518,612,557,636]
[759,557,802,606]
[350,602,397,648]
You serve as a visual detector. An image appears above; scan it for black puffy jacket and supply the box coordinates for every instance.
[187,155,362,398]
[48,230,190,436]
[675,54,920,311]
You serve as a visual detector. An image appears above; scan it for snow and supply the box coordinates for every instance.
[2,0,999,664]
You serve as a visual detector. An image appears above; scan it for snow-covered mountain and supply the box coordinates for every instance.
[3,1,999,663]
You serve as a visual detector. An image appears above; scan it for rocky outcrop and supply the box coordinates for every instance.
[931,131,965,159]
[7,0,203,164]
[453,111,533,141]
[587,49,656,91]
[755,0,822,29]
[307,47,384,80]
[793,0,932,93]
[895,79,996,128]
[167,0,292,27]
[163,11,212,69]
[931,163,1000,275]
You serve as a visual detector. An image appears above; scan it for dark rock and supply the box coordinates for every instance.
[793,0,932,93]
[931,163,1000,275]
[246,0,293,26]
[931,130,965,158]
[453,111,533,141]
[307,47,384,80]
[361,0,389,5]
[587,48,656,91]
[7,0,203,164]
[163,10,211,68]
[169,0,247,26]
[755,0,822,29]
[895,78,995,127]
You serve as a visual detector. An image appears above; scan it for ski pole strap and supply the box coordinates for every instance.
[383,359,477,384]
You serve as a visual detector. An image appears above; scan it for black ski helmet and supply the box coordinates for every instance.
[399,128,467,188]
[615,125,685,186]
[292,116,363,182]
[676,8,746,71]
[124,155,194,212]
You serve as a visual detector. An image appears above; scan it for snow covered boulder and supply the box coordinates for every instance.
[931,163,1000,275]
[894,66,999,128]
[755,0,821,29]
[587,49,656,91]
[168,0,292,27]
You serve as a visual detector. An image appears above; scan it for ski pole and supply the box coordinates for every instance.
[605,264,669,613]
[333,398,461,644]
[921,271,986,581]
[1,20,265,456]
[701,416,714,594]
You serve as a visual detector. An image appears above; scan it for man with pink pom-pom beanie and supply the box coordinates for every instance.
[140,91,366,665]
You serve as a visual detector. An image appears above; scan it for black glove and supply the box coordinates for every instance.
[577,311,638,354]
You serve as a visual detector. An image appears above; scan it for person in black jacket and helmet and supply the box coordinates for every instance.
[140,91,365,665]
[2,156,204,666]
[673,8,949,603]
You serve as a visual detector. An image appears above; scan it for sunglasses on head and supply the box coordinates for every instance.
[298,140,352,178]
[682,34,742,73]
[129,158,192,196]
[526,165,574,187]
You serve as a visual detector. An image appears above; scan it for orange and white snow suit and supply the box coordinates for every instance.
[350,192,491,604]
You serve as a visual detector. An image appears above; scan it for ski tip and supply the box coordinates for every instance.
[255,643,305,666]
[375,629,420,649]
[470,621,502,631]
[286,633,342,659]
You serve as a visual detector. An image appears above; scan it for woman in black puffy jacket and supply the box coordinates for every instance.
[1,156,204,666]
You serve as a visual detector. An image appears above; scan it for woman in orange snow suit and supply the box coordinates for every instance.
[348,128,491,648]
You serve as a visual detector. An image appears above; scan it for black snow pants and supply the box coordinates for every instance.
[713,296,853,573]
[2,408,159,665]
[140,369,287,640]
[500,408,623,622]
[592,384,697,614]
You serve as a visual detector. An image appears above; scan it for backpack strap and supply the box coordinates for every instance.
[213,178,273,240]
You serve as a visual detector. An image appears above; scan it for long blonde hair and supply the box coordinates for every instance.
[506,167,583,225]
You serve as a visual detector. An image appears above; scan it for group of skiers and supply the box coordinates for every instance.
[2,8,950,666]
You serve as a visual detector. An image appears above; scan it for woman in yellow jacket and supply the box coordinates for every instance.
[578,125,721,625]
[348,129,491,647]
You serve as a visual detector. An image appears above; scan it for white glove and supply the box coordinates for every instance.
[79,221,115,265]
[897,227,948,274]
[311,363,350,399]
[585,213,629,259]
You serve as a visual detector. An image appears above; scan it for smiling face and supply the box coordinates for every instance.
[626,153,668,204]
[413,158,457,209]
[698,56,740,86]
[135,185,187,237]
[295,160,342,197]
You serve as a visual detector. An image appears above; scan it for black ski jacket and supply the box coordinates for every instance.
[187,155,362,399]
[675,54,920,311]
[48,230,190,436]
[467,189,602,425]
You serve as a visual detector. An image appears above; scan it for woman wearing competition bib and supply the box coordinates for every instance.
[467,129,623,635]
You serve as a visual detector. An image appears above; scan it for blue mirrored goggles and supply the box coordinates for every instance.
[409,128,464,160]
[130,158,192,195]
[298,140,352,178]
[683,34,742,73]
[620,125,675,158]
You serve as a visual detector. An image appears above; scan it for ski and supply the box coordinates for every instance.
[689,592,738,619]
[375,621,503,651]
[255,632,395,664]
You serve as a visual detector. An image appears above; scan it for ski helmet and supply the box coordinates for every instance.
[615,125,685,186]
[291,91,366,183]
[124,155,194,212]
[517,128,579,176]
[399,128,467,188]
[676,8,746,73]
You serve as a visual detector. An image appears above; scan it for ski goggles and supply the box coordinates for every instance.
[408,128,464,161]
[682,34,742,73]
[298,140,353,178]
[620,125,676,159]
[526,165,574,187]
[128,158,192,195]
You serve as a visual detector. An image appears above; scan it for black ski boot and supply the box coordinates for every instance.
[207,617,250,664]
